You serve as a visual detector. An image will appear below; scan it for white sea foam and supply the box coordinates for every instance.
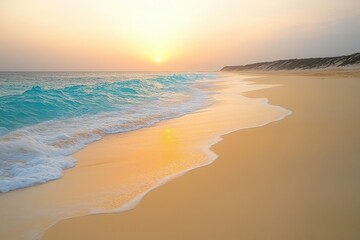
[0,94,212,192]
[0,73,292,240]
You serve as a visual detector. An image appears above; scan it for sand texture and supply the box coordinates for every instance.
[43,70,360,240]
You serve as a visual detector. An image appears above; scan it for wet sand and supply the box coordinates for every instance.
[0,73,289,240]
[43,70,360,240]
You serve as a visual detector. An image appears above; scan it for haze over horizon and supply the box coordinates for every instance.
[1,0,360,71]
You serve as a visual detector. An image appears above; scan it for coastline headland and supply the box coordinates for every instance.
[221,52,360,71]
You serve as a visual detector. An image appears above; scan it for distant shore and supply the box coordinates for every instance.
[43,69,360,240]
[221,52,360,71]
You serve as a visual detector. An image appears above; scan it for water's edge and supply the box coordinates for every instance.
[0,72,216,193]
[39,75,291,240]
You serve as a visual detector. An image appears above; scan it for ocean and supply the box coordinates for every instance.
[0,72,216,192]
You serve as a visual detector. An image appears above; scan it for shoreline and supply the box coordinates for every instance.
[67,72,289,214]
[44,69,360,240]
[0,72,216,193]
[0,73,289,240]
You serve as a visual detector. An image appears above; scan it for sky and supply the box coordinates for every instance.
[0,0,360,71]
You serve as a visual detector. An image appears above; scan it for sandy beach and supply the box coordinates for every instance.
[2,1,360,239]
[0,73,290,240]
[43,70,360,240]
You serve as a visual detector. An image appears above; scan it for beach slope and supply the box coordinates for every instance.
[44,70,360,240]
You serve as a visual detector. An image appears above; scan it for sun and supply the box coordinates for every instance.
[155,56,162,63]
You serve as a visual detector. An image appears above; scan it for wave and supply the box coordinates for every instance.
[0,72,216,192]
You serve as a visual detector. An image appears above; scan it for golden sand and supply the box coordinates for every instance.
[0,73,289,240]
[43,70,360,240]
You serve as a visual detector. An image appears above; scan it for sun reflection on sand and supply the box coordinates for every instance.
[0,74,291,239]
[158,128,182,165]
[163,128,176,143]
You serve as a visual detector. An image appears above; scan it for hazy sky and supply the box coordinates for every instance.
[1,0,360,71]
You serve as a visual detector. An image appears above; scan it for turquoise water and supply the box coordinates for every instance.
[0,72,216,192]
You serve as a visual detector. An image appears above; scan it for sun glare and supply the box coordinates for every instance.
[155,56,162,63]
